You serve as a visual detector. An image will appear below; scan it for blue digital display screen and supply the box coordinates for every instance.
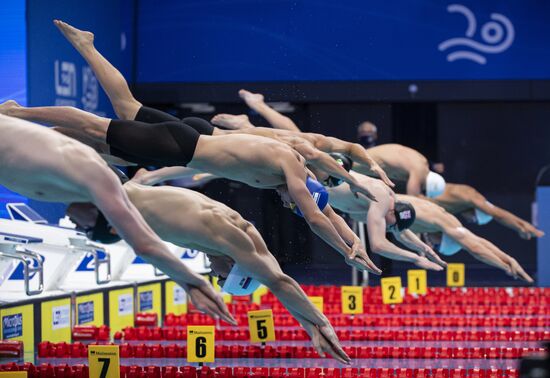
[137,0,550,83]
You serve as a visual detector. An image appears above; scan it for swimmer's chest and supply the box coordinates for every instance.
[0,172,86,202]
[230,169,286,188]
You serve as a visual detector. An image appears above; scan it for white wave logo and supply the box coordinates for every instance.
[438,4,514,64]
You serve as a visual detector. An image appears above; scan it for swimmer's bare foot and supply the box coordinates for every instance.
[211,114,254,130]
[131,168,149,184]
[238,89,265,110]
[0,100,22,116]
[54,20,94,53]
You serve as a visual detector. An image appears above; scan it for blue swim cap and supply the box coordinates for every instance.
[290,177,330,217]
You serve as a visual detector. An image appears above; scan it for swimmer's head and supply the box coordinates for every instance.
[66,203,99,229]
[324,153,353,187]
[424,171,446,198]
[208,255,235,283]
[217,263,261,296]
[276,177,330,217]
[386,201,416,231]
[460,208,493,225]
[357,121,378,148]
[66,203,121,244]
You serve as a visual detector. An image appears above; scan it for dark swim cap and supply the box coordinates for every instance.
[87,211,121,244]
[290,177,330,217]
[394,201,416,231]
[108,166,130,184]
[325,153,353,187]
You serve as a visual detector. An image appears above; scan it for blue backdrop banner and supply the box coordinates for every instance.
[25,0,134,222]
[137,0,550,83]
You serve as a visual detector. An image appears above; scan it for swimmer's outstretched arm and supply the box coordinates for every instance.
[392,229,447,268]
[404,167,427,197]
[469,191,544,239]
[322,205,382,275]
[366,202,443,271]
[315,137,395,188]
[282,159,355,259]
[292,141,378,201]
[131,166,217,186]
[239,89,302,132]
[54,20,141,121]
[476,238,533,283]
[440,224,516,278]
[219,228,350,364]
[87,167,236,324]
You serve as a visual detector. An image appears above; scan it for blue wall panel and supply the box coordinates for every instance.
[137,0,550,83]
[25,0,134,222]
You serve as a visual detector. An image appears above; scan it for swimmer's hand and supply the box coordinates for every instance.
[505,257,534,284]
[418,246,447,268]
[414,256,444,271]
[302,320,351,365]
[519,225,545,240]
[370,164,395,188]
[345,239,382,275]
[185,281,237,325]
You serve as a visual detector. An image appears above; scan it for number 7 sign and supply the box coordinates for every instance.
[88,345,120,378]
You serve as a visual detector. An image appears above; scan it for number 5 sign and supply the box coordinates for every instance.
[88,345,120,378]
[247,309,276,343]
[187,326,215,363]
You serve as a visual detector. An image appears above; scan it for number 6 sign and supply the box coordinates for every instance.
[187,326,215,363]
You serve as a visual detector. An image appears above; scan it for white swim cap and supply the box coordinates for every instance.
[221,264,261,296]
[425,171,446,198]
[474,208,493,225]
[438,233,462,256]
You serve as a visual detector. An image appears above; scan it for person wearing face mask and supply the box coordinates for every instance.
[430,183,544,240]
[357,121,378,149]
[356,121,446,178]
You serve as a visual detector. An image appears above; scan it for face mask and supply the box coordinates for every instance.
[359,135,376,148]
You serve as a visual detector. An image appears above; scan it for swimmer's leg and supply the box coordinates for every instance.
[239,89,302,132]
[53,126,135,166]
[211,114,255,130]
[53,126,109,153]
[1,103,110,142]
[54,20,141,120]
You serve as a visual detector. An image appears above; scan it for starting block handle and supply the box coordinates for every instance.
[92,248,112,285]
[68,238,112,285]
[0,249,44,296]
[19,247,45,296]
